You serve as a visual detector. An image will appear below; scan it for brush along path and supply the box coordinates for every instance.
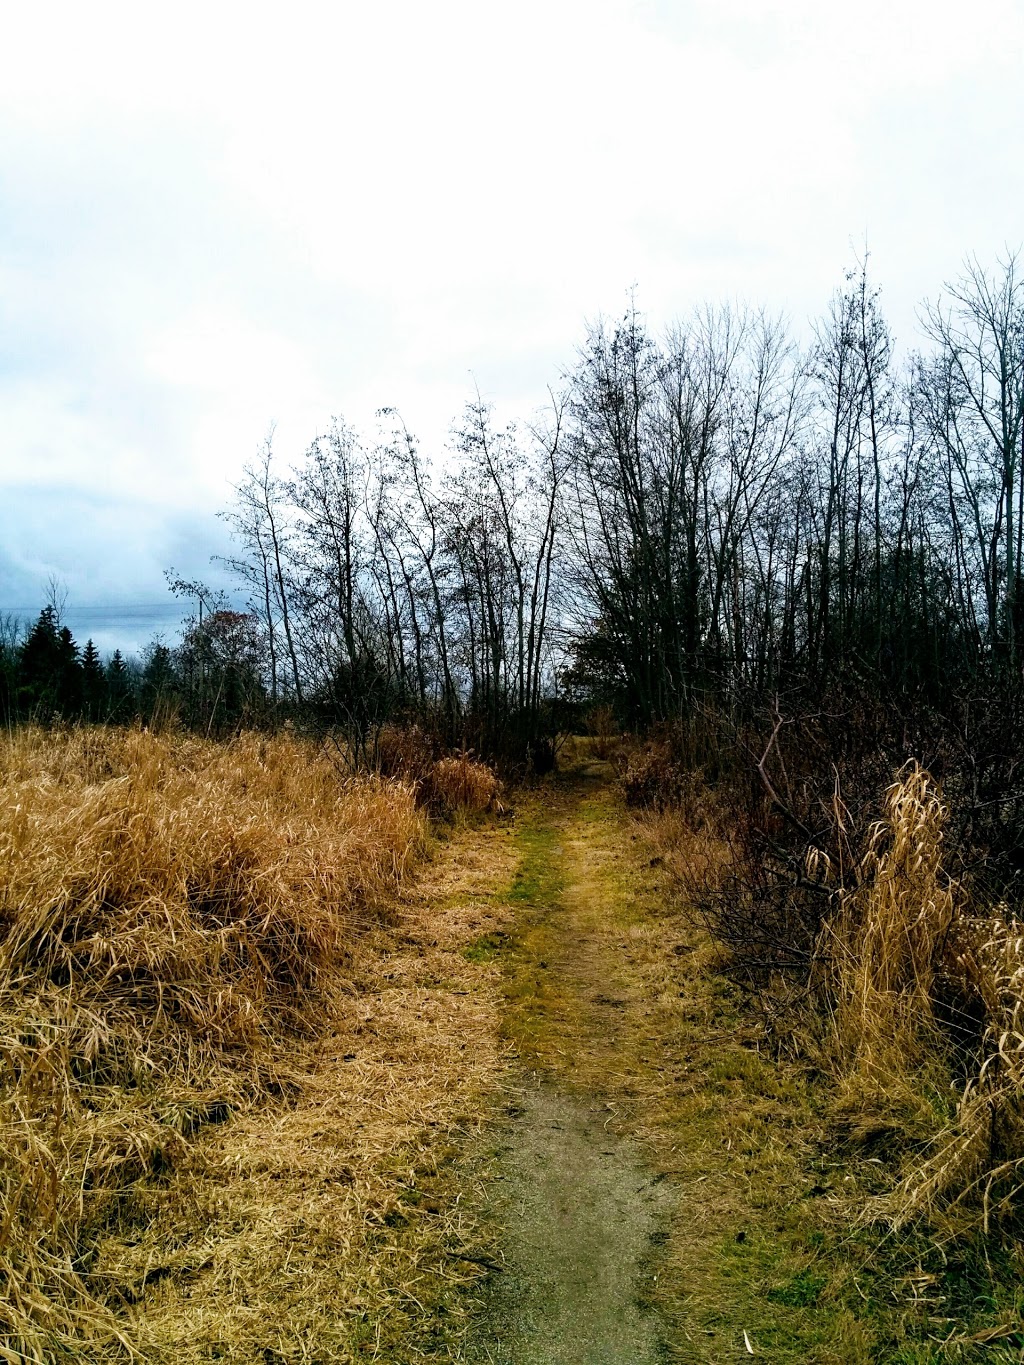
[87,762,905,1361]
[470,768,871,1363]
[100,816,520,1362]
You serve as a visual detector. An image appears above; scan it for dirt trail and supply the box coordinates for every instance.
[467,768,675,1363]
[470,1086,669,1363]
[466,768,866,1364]
[118,766,839,1361]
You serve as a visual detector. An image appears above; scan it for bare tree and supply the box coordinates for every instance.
[920,251,1024,660]
[218,431,304,707]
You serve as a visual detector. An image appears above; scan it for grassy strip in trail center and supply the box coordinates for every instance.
[477,774,887,1363]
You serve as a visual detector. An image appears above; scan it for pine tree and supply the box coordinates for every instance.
[106,650,135,723]
[0,616,20,724]
[18,607,63,718]
[81,639,105,721]
[141,641,179,725]
[56,626,82,715]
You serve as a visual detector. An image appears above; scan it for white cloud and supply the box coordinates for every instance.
[1,0,1023,630]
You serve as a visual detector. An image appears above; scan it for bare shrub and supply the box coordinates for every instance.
[585,704,619,760]
[638,694,1024,1231]
[799,763,1024,1228]
[622,738,693,809]
[640,695,936,976]
[373,722,435,783]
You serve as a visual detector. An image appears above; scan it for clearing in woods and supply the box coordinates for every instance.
[121,763,864,1361]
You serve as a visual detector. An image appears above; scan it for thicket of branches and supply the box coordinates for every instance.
[564,254,1024,716]
[7,250,1024,786]
[213,253,1023,766]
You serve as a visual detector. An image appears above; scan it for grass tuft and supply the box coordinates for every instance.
[422,752,502,816]
[896,910,1024,1230]
[822,762,955,1128]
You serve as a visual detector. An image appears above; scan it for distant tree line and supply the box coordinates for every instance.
[209,251,1024,753]
[0,601,266,733]
[7,250,1024,767]
[217,396,564,762]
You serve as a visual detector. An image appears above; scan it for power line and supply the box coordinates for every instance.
[0,602,180,612]
[0,600,243,615]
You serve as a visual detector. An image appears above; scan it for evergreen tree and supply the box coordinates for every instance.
[105,650,135,723]
[18,607,64,718]
[56,626,83,715]
[141,640,179,725]
[0,615,21,724]
[81,639,105,721]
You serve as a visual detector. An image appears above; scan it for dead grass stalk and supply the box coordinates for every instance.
[822,763,954,1120]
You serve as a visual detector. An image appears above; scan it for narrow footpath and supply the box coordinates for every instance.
[464,763,858,1364]
[466,768,675,1362]
[119,763,859,1362]
[470,1083,670,1364]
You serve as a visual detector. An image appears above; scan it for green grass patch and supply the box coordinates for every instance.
[462,930,510,963]
[507,821,565,907]
[767,1268,827,1307]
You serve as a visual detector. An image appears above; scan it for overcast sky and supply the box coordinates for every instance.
[2,0,1022,653]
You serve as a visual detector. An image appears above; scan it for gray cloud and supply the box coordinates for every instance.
[2,0,1023,658]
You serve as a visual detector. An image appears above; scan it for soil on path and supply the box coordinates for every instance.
[465,766,850,1364]
[116,764,854,1362]
[468,1085,670,1364]
[466,769,676,1363]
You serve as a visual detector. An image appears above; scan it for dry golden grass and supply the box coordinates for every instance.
[814,764,1024,1230]
[634,760,1024,1351]
[745,759,1024,1233]
[896,910,1024,1230]
[642,794,732,889]
[371,727,501,817]
[821,763,955,1123]
[99,815,519,1361]
[0,726,429,1359]
[422,753,502,817]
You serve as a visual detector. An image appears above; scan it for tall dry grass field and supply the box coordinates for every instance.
[0,726,427,1359]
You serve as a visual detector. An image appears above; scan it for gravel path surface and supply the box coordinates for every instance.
[470,1083,669,1363]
